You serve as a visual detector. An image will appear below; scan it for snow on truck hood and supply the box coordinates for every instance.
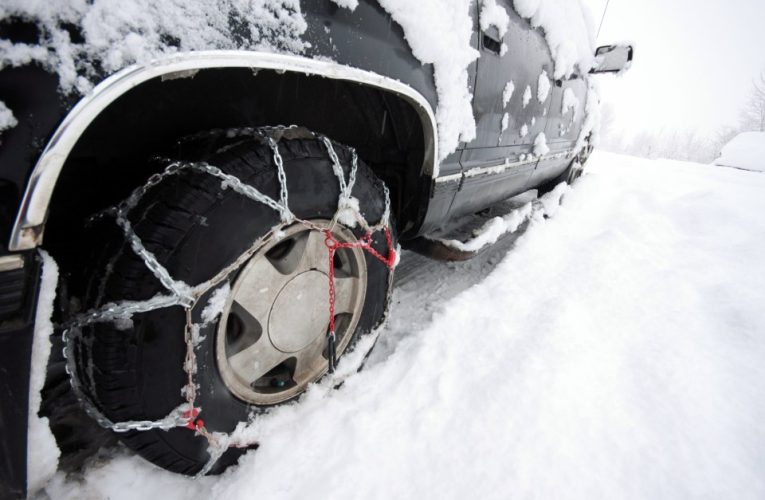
[714,132,765,172]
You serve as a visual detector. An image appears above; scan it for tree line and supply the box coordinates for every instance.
[600,70,765,163]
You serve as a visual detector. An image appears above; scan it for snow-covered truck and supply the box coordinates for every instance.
[0,1,631,495]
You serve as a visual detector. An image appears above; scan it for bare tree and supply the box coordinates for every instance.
[619,129,717,163]
[740,71,765,132]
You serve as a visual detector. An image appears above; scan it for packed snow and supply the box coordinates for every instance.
[0,0,308,95]
[562,86,580,118]
[329,0,359,10]
[479,0,510,38]
[200,283,232,325]
[27,251,60,495]
[533,132,549,156]
[537,69,551,102]
[574,80,601,154]
[714,131,765,172]
[0,100,17,133]
[522,84,532,107]
[39,151,765,500]
[377,0,478,159]
[502,80,515,107]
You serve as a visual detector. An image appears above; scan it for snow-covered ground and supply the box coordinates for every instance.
[41,151,765,499]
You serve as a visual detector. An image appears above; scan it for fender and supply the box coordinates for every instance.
[8,50,439,251]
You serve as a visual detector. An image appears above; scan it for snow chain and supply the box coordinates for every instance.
[59,126,397,476]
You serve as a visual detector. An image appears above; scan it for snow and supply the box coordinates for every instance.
[574,79,601,154]
[533,132,549,156]
[714,131,765,172]
[201,283,231,325]
[27,251,60,496]
[520,123,529,137]
[335,194,361,227]
[377,0,478,160]
[0,100,18,133]
[562,86,580,118]
[329,0,359,10]
[502,80,515,107]
[500,112,509,134]
[42,151,765,499]
[522,84,532,107]
[0,0,309,95]
[425,186,566,253]
[537,69,551,102]
[512,0,595,79]
[479,0,510,38]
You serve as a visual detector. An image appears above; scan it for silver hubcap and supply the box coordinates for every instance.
[216,221,367,405]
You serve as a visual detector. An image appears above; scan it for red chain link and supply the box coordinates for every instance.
[324,227,396,372]
[182,407,205,430]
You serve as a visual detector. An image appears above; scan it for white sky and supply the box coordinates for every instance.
[582,0,765,139]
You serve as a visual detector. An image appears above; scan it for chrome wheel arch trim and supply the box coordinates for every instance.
[9,50,439,251]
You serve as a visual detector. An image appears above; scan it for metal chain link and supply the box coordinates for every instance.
[114,214,195,305]
[87,162,187,225]
[264,137,293,223]
[320,135,352,198]
[62,327,191,432]
[62,126,394,475]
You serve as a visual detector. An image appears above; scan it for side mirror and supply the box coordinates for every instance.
[590,44,634,74]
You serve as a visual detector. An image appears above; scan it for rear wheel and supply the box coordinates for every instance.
[73,133,395,475]
[536,143,592,196]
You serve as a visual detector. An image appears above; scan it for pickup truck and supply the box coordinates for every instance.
[0,0,631,495]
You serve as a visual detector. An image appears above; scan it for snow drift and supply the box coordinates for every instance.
[714,131,765,172]
[43,153,765,499]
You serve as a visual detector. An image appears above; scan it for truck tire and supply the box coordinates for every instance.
[74,133,394,475]
[536,143,592,196]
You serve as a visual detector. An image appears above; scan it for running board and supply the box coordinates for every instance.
[406,183,570,262]
[405,236,482,261]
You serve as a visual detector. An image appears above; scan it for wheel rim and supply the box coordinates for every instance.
[568,159,584,184]
[216,220,367,405]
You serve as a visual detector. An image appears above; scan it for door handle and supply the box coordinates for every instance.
[482,32,502,55]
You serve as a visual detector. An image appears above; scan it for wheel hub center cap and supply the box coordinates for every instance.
[268,270,330,353]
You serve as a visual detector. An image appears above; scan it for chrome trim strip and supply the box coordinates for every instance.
[436,173,462,183]
[0,255,24,272]
[435,151,572,184]
[9,50,439,251]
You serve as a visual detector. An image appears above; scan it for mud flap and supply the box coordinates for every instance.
[0,253,42,500]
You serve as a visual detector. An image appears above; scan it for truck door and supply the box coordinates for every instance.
[449,1,555,219]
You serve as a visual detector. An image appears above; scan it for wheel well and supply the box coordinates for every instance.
[44,67,431,279]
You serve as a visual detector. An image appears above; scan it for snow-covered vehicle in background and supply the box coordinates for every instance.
[0,0,631,496]
[714,132,765,172]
